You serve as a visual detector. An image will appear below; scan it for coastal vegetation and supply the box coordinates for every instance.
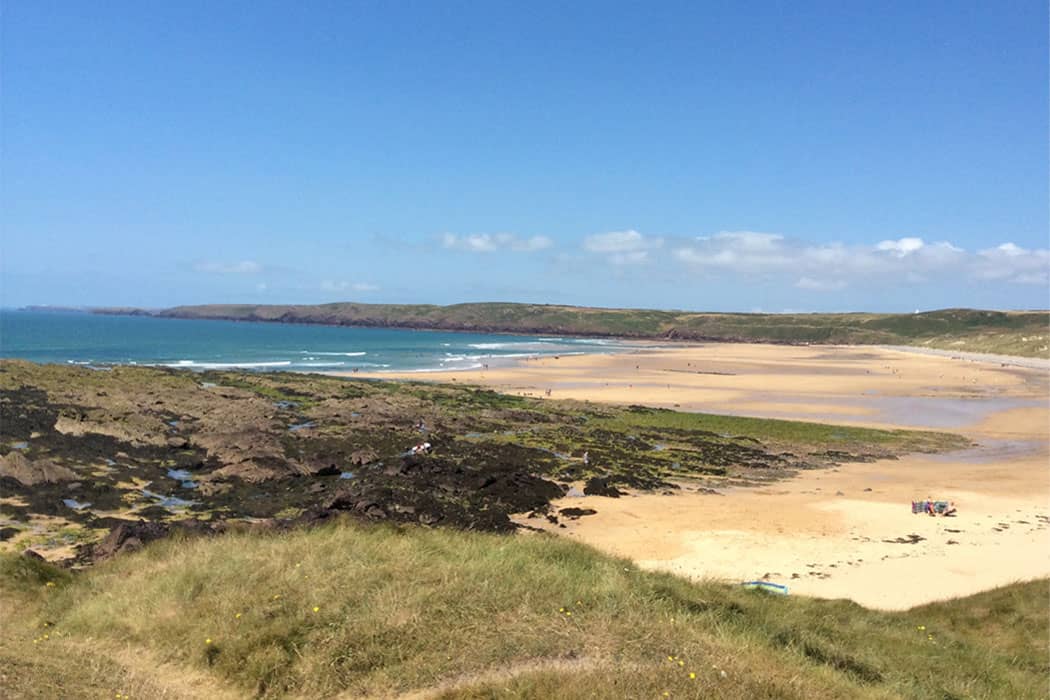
[1,524,1047,698]
[0,361,1042,699]
[0,361,962,559]
[95,303,1050,358]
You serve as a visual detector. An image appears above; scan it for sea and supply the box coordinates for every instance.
[0,309,639,373]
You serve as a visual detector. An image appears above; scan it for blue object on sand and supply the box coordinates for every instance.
[741,581,789,595]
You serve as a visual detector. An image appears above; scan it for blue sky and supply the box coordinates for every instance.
[2,1,1047,312]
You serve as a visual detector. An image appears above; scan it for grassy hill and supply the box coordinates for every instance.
[100,303,1050,358]
[2,523,1047,699]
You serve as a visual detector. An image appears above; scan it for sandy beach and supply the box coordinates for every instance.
[352,344,1050,609]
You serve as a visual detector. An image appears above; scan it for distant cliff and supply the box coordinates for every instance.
[91,302,1050,358]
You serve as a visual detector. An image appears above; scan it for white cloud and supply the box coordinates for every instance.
[194,260,262,274]
[673,231,791,270]
[321,280,380,293]
[583,230,663,253]
[707,231,785,251]
[875,237,926,257]
[975,243,1050,285]
[441,233,552,253]
[672,231,976,289]
[583,230,662,265]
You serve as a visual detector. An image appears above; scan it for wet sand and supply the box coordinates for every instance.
[352,344,1050,609]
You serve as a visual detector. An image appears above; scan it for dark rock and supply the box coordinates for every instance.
[92,521,171,560]
[0,452,77,486]
[350,448,379,466]
[303,461,341,477]
[583,477,623,498]
[22,549,45,561]
[87,519,226,562]
[560,507,597,519]
[0,527,19,541]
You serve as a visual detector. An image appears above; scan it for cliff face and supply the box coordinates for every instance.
[91,302,1050,357]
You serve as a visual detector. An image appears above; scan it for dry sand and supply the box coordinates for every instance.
[353,344,1050,610]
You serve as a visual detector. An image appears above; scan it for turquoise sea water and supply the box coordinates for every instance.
[0,310,638,372]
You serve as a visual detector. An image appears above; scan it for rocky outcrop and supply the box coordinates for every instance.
[583,476,623,498]
[87,520,226,562]
[0,452,77,486]
[350,448,379,466]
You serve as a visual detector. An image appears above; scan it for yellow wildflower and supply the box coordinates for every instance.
[678,660,684,667]
[205,638,212,645]
[235,613,241,619]
[689,672,696,680]
[312,606,320,613]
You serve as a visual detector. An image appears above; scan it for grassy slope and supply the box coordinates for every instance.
[129,303,1050,358]
[2,524,1047,699]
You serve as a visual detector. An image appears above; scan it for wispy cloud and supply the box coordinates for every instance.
[321,280,380,293]
[668,231,1023,290]
[794,276,846,292]
[441,233,552,253]
[193,260,262,274]
[583,230,663,265]
[975,243,1050,285]
[875,237,926,257]
[674,231,790,269]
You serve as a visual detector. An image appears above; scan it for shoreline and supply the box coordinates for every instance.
[352,342,1050,609]
[82,304,1050,361]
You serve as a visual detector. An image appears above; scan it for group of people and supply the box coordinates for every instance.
[912,498,957,516]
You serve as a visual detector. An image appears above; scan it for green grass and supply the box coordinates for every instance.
[96,304,1050,358]
[2,523,1046,699]
[598,406,962,451]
